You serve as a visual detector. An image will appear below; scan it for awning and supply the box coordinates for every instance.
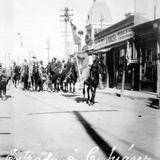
[93,47,111,53]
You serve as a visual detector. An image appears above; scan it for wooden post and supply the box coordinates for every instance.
[131,68,135,90]
[156,41,160,109]
[106,53,109,88]
[139,48,142,91]
[121,50,126,97]
[113,50,116,88]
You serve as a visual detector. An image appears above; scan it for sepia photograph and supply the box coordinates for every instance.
[0,0,160,159]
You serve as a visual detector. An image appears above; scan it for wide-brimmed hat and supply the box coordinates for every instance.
[32,55,36,59]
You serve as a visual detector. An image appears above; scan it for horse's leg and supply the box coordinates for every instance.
[73,82,75,93]
[2,87,7,100]
[70,82,72,92]
[15,79,17,88]
[54,82,56,91]
[35,78,37,91]
[23,75,26,90]
[12,78,15,87]
[83,83,85,99]
[87,85,90,104]
[91,87,96,105]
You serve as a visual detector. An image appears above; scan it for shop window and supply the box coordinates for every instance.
[141,47,157,82]
[120,49,125,57]
[132,43,138,59]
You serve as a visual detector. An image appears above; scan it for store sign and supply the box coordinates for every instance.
[94,27,134,50]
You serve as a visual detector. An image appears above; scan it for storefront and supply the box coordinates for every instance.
[94,15,138,90]
[94,16,160,92]
[133,18,160,92]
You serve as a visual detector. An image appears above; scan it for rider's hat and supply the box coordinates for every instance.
[32,55,36,59]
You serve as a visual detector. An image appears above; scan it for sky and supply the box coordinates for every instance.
[0,0,159,66]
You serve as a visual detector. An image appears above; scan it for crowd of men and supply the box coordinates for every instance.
[0,56,78,101]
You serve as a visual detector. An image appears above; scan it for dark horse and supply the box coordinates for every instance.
[22,64,29,90]
[12,65,21,88]
[83,58,104,105]
[68,63,78,93]
[60,61,77,92]
[0,70,11,100]
[32,62,43,91]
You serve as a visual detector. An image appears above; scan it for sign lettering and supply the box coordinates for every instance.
[94,27,134,50]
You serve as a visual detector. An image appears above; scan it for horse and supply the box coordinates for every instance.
[0,70,11,100]
[12,65,21,88]
[21,64,29,90]
[60,61,75,92]
[68,63,78,93]
[31,62,43,91]
[83,58,105,105]
[47,60,62,92]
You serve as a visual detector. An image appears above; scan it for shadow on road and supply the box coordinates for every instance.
[6,95,12,100]
[0,95,12,99]
[61,94,79,98]
[75,97,86,103]
[74,96,98,104]
[74,111,123,159]
[28,109,119,115]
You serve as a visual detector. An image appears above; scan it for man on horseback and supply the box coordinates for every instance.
[21,59,29,90]
[82,54,105,105]
[12,62,21,88]
[79,52,90,89]
[49,57,60,91]
[0,63,11,100]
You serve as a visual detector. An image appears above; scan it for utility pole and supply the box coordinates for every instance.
[8,52,11,67]
[60,7,73,60]
[45,40,52,63]
[4,54,7,68]
[18,33,23,48]
[28,50,33,61]
[154,0,158,20]
[100,14,104,30]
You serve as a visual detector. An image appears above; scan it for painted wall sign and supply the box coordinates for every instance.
[94,27,134,50]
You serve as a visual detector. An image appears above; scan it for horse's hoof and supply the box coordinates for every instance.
[90,102,94,106]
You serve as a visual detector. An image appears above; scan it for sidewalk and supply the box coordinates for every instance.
[98,87,157,100]
[76,82,158,100]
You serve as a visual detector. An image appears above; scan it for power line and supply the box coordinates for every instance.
[60,7,73,60]
[45,40,52,63]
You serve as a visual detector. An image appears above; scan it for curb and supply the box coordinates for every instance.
[97,89,157,100]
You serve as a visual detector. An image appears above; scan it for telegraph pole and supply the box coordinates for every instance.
[45,40,52,63]
[60,7,73,60]
[100,14,104,30]
[18,33,23,48]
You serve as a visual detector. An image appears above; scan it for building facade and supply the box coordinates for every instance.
[85,0,112,42]
[94,15,160,93]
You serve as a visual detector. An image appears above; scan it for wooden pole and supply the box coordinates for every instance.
[75,43,82,85]
[121,50,126,97]
[113,50,116,88]
[157,41,160,109]
[139,48,142,91]
[106,53,109,88]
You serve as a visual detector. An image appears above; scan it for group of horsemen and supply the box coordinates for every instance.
[0,56,79,100]
[1,54,104,104]
[12,57,78,92]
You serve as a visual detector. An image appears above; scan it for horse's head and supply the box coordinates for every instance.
[92,58,105,75]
